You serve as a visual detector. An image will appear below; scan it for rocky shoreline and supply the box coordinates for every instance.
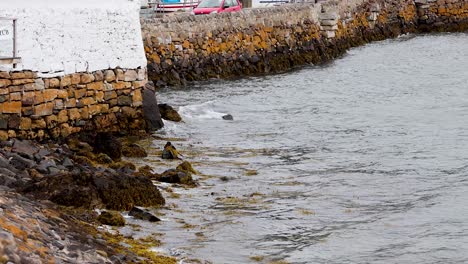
[0,116,198,263]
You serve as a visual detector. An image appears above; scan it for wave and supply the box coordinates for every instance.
[178,100,227,120]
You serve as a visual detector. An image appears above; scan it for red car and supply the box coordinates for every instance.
[192,0,242,15]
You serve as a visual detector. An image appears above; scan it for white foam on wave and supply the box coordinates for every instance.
[178,100,227,120]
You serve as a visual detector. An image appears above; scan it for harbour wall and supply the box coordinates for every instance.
[141,0,468,87]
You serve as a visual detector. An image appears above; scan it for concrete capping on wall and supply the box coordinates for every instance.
[0,68,147,141]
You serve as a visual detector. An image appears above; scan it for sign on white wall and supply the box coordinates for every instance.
[0,19,14,58]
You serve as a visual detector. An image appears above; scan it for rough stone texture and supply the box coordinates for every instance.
[0,68,147,140]
[141,0,468,87]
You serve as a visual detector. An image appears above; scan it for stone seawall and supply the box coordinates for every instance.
[142,0,468,87]
[0,69,146,140]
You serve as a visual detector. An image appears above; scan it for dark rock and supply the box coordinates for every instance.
[9,153,35,170]
[142,82,164,131]
[161,142,179,159]
[122,143,147,158]
[33,148,52,161]
[160,169,194,185]
[136,165,160,179]
[0,174,17,187]
[158,104,182,122]
[36,159,57,174]
[94,153,113,164]
[12,139,39,160]
[22,172,165,210]
[128,207,160,222]
[97,211,126,226]
[222,114,234,120]
[176,161,198,175]
[94,132,122,161]
[62,157,74,168]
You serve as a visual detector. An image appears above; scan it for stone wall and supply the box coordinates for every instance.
[141,0,468,87]
[0,68,146,141]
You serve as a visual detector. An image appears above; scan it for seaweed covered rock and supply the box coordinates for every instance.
[158,104,182,122]
[128,207,160,222]
[122,143,147,158]
[97,211,126,226]
[161,142,180,159]
[160,169,194,185]
[176,161,198,175]
[94,132,122,161]
[22,170,165,210]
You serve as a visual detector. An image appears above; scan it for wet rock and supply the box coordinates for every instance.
[62,157,74,168]
[94,132,122,161]
[161,142,180,159]
[9,153,35,170]
[33,148,52,161]
[22,172,165,210]
[136,165,160,179]
[122,143,147,158]
[36,159,57,174]
[67,138,94,156]
[109,161,136,174]
[158,104,182,122]
[176,161,198,175]
[222,114,234,120]
[94,153,113,164]
[160,169,194,185]
[128,206,160,222]
[97,211,126,226]
[11,139,39,160]
[142,82,164,131]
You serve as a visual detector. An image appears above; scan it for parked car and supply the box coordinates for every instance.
[192,0,242,15]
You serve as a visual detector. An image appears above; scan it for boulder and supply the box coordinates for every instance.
[94,132,122,161]
[128,206,160,222]
[97,211,126,226]
[222,114,234,120]
[161,142,180,159]
[159,169,194,185]
[22,171,165,210]
[158,104,182,122]
[11,139,39,160]
[176,161,198,175]
[122,143,147,158]
[142,82,164,131]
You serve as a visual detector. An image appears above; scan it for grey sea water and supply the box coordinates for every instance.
[140,33,468,264]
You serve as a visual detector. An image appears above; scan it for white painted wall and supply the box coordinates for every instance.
[0,0,147,76]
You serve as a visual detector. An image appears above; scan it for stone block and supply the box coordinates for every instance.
[22,107,34,116]
[34,79,45,90]
[75,89,87,99]
[58,110,68,123]
[113,82,132,90]
[124,70,138,82]
[132,89,143,107]
[0,72,10,79]
[9,92,21,101]
[10,72,27,79]
[60,123,73,138]
[0,115,7,129]
[104,70,116,82]
[1,101,22,114]
[45,115,58,128]
[80,97,96,106]
[104,91,117,101]
[65,99,77,108]
[34,103,54,116]
[137,68,146,81]
[60,76,72,87]
[87,82,104,90]
[0,79,11,88]
[115,69,125,81]
[95,91,104,102]
[71,73,81,85]
[95,70,104,81]
[0,88,8,95]
[43,89,59,102]
[118,95,132,106]
[45,78,60,88]
[32,119,47,129]
[80,107,89,119]
[0,130,8,141]
[132,80,147,89]
[57,90,68,99]
[68,108,81,120]
[54,99,65,110]
[88,105,101,115]
[7,114,20,129]
[81,73,95,84]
